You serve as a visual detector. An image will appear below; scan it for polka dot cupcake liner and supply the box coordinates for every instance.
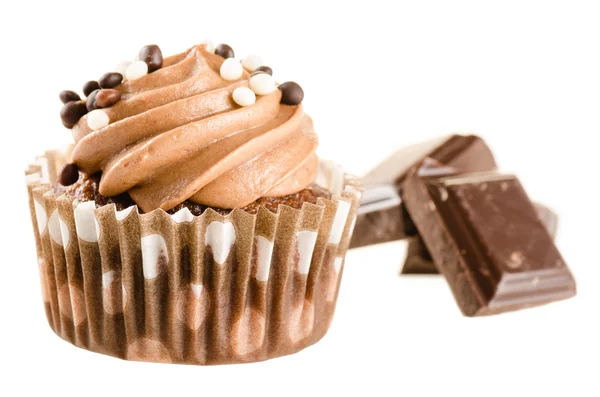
[25,148,361,365]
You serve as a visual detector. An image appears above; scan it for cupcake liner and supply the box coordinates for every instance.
[25,147,361,365]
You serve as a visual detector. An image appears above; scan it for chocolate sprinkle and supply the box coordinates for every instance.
[139,45,163,73]
[99,72,123,89]
[215,44,235,59]
[59,90,81,104]
[252,66,273,76]
[83,80,100,97]
[278,81,304,105]
[95,89,121,108]
[58,163,80,186]
[60,101,88,128]
[86,89,100,111]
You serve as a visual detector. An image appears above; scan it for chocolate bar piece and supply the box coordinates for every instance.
[401,203,559,274]
[403,163,576,316]
[350,135,497,249]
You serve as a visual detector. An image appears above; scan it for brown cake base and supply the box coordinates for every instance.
[56,172,332,215]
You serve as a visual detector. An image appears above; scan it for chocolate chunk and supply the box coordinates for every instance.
[401,238,439,275]
[98,72,123,89]
[60,100,88,128]
[83,80,100,97]
[59,90,81,104]
[86,89,100,111]
[138,45,163,73]
[402,161,576,316]
[252,66,273,76]
[95,89,121,108]
[350,135,497,249]
[58,163,79,186]
[214,44,235,59]
[278,81,304,105]
[401,203,559,275]
[349,185,406,248]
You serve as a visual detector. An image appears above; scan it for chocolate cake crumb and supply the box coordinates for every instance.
[55,172,332,216]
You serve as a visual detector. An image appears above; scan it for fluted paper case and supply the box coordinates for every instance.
[25,148,361,365]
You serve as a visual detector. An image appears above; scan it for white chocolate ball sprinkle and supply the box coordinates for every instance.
[249,73,277,95]
[242,55,262,72]
[232,87,256,107]
[125,61,148,81]
[220,58,244,81]
[114,61,133,76]
[87,109,109,130]
[201,39,215,53]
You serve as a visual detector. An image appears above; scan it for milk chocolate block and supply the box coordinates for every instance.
[403,164,576,316]
[350,135,497,249]
[401,204,559,274]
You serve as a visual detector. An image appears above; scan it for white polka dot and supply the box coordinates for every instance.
[176,284,209,330]
[102,270,123,315]
[102,270,115,289]
[231,307,266,356]
[241,55,262,71]
[87,109,109,130]
[171,208,194,223]
[141,234,168,279]
[220,58,243,81]
[296,230,318,275]
[74,201,98,243]
[116,206,134,220]
[205,221,236,265]
[255,236,274,282]
[126,338,171,363]
[122,283,128,309]
[59,284,86,326]
[59,217,70,248]
[48,210,64,246]
[328,200,351,244]
[333,257,344,273]
[289,300,315,343]
[191,283,203,298]
[34,200,47,233]
[348,215,358,235]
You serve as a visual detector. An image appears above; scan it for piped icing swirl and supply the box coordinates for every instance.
[69,44,317,212]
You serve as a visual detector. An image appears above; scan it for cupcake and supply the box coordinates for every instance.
[25,42,361,365]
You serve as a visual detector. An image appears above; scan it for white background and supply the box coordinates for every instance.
[1,1,599,396]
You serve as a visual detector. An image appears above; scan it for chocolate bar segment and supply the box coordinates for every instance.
[350,135,497,249]
[365,134,497,188]
[401,203,559,274]
[403,164,576,316]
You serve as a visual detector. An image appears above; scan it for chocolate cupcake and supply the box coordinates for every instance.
[25,43,361,365]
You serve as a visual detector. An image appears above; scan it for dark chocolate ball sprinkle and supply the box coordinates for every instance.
[139,44,163,73]
[59,90,81,104]
[83,80,100,97]
[215,44,235,59]
[58,163,80,186]
[99,72,123,89]
[95,89,121,108]
[252,66,273,76]
[60,100,88,128]
[86,89,100,111]
[278,81,304,105]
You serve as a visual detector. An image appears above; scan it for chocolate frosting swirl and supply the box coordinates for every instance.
[70,45,318,212]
